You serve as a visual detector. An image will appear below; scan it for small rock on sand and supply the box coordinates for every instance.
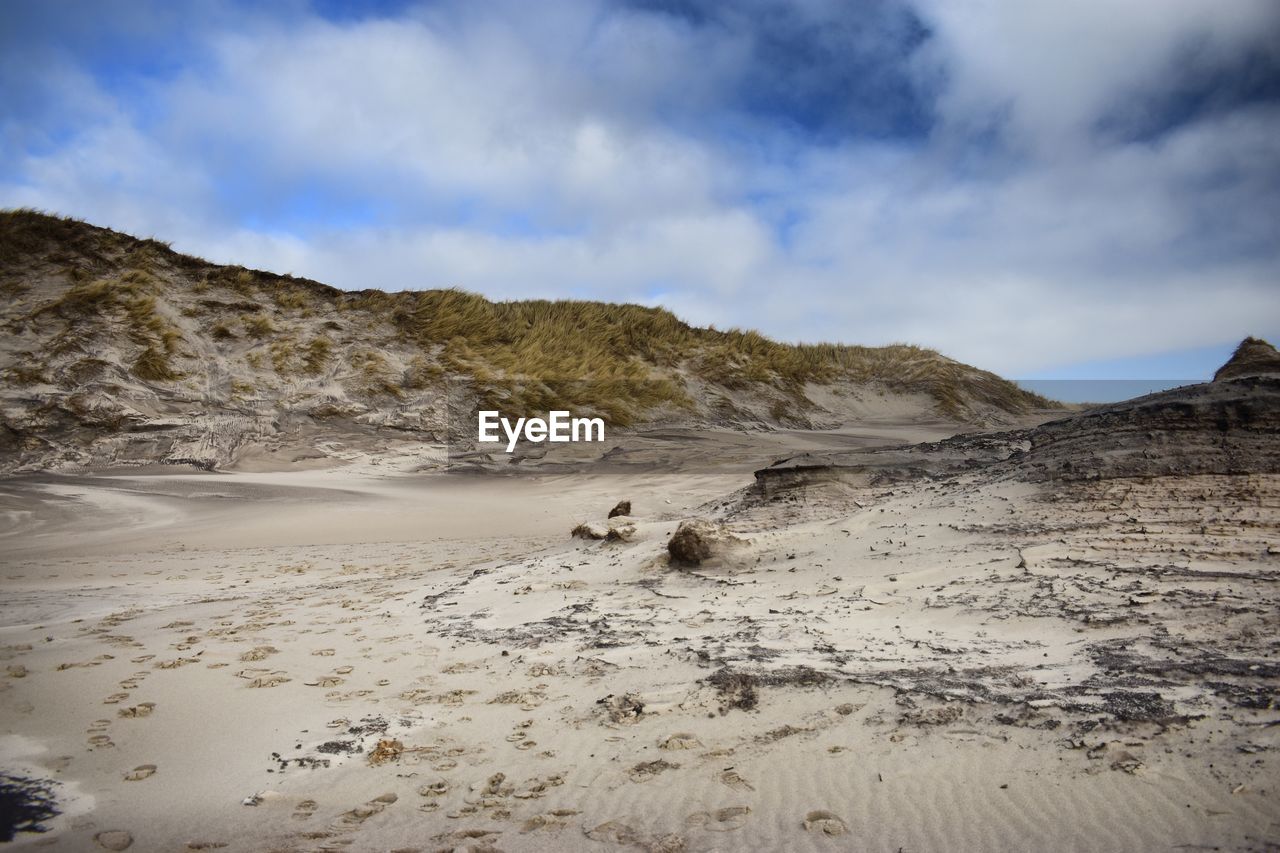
[571,522,608,540]
[667,519,744,565]
[573,517,636,542]
[605,518,636,542]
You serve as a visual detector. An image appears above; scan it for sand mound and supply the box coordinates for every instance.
[571,522,608,540]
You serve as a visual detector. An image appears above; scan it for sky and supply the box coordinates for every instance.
[2,0,1278,380]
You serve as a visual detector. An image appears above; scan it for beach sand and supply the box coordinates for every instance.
[1,422,1277,852]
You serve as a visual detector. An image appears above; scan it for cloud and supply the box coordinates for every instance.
[910,0,1280,153]
[1,0,1277,376]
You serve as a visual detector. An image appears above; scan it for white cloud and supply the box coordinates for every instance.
[2,0,1277,377]
[910,0,1280,154]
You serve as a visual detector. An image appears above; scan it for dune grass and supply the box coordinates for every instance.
[303,336,332,375]
[210,323,237,341]
[380,288,1048,420]
[31,270,186,380]
[244,314,276,338]
[1,209,1052,422]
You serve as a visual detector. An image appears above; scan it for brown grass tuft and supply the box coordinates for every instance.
[132,346,181,381]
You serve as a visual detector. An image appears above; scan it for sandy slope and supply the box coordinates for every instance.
[1,422,1277,852]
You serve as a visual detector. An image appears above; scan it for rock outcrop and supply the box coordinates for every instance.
[1013,375,1280,481]
[1213,336,1280,382]
[755,338,1280,493]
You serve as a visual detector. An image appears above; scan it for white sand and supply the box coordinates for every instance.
[1,427,1277,852]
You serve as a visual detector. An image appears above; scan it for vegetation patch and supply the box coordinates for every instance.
[244,314,276,339]
[210,323,237,341]
[0,209,1056,426]
[303,336,332,375]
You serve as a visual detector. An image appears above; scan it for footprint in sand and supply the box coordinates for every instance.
[417,779,451,801]
[802,810,848,836]
[155,658,200,669]
[292,799,318,820]
[526,662,561,678]
[433,828,502,848]
[490,688,546,710]
[463,772,513,805]
[124,764,156,781]
[659,733,702,751]
[628,760,679,783]
[584,821,640,845]
[522,809,580,832]
[513,773,565,799]
[94,830,133,850]
[442,661,480,674]
[719,769,755,791]
[335,792,398,829]
[687,806,751,832]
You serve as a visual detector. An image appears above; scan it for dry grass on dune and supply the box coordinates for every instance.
[371,288,1049,420]
[28,269,185,378]
[0,208,1050,423]
[1214,336,1280,381]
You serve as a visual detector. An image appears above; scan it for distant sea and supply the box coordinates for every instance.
[1014,379,1203,405]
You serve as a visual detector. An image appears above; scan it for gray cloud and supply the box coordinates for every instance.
[2,0,1277,375]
